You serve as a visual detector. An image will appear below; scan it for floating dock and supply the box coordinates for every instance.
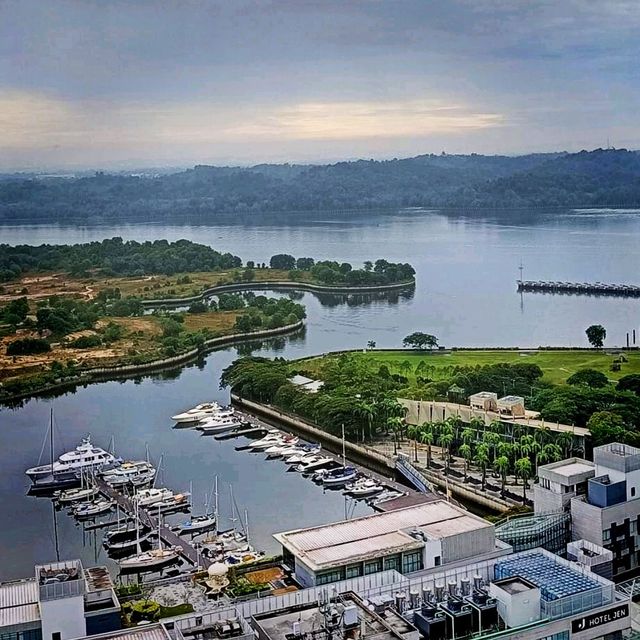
[518,279,640,298]
[95,478,209,568]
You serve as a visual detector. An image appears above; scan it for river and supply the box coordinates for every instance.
[1,207,640,580]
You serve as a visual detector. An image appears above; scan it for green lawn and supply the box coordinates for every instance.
[308,349,640,386]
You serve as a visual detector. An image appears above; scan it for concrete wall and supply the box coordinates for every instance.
[440,527,496,564]
[39,595,86,640]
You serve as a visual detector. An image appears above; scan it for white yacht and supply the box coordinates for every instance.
[133,487,174,507]
[197,415,245,435]
[26,436,121,482]
[171,402,222,424]
[297,455,334,474]
[345,478,384,497]
[102,461,155,486]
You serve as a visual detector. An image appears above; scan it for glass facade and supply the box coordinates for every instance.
[364,559,382,575]
[0,630,42,640]
[402,551,423,574]
[495,512,570,553]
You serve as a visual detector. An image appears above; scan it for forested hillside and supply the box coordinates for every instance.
[1,149,638,223]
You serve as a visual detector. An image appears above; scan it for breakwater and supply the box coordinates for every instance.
[518,279,640,298]
[141,279,416,308]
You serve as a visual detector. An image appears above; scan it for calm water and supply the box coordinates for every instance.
[1,208,640,579]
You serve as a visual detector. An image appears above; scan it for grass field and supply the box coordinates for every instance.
[306,349,640,385]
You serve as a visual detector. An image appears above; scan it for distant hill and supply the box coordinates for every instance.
[0,149,638,223]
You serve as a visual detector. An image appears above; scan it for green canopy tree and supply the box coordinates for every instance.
[585,324,606,348]
[402,332,438,350]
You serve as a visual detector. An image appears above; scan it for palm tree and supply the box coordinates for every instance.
[494,455,510,497]
[474,444,490,490]
[459,443,473,480]
[538,443,563,466]
[497,441,513,461]
[515,457,533,503]
[483,431,501,462]
[388,416,404,455]
[419,423,435,468]
[461,428,475,445]
[438,427,454,475]
[556,431,573,458]
[355,401,376,441]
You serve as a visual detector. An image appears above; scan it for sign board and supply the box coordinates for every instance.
[571,604,628,634]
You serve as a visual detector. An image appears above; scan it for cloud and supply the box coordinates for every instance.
[0,91,504,154]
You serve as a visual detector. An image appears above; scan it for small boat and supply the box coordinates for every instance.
[118,546,181,571]
[56,485,99,504]
[155,493,190,512]
[171,402,223,423]
[73,498,114,518]
[323,466,358,487]
[284,445,321,465]
[263,440,300,457]
[102,461,155,485]
[104,530,152,552]
[224,548,265,566]
[298,456,334,474]
[133,487,174,507]
[371,490,404,505]
[104,522,147,544]
[177,513,216,535]
[130,470,156,488]
[248,432,286,450]
[345,479,384,497]
[198,416,245,435]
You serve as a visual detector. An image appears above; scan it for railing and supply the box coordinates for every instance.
[396,453,436,493]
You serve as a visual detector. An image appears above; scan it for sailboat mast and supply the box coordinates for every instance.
[135,496,141,555]
[341,423,346,468]
[49,408,54,473]
[214,476,219,535]
[244,509,250,544]
[157,504,162,551]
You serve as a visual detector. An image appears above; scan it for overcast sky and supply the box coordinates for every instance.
[1,0,638,169]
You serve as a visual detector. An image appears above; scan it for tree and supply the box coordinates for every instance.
[494,455,510,497]
[515,457,532,502]
[388,416,405,455]
[419,423,435,467]
[269,254,296,270]
[459,443,473,480]
[6,337,51,355]
[586,324,606,348]
[438,426,454,474]
[567,369,609,388]
[402,332,438,350]
[587,411,628,446]
[617,374,640,395]
[474,443,490,490]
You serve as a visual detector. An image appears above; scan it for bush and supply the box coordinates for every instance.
[67,334,102,349]
[102,322,123,343]
[188,301,208,314]
[7,337,51,355]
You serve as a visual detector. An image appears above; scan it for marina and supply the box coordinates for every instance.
[517,278,640,298]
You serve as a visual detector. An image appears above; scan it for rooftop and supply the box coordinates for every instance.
[274,501,493,571]
[469,391,497,400]
[493,576,538,595]
[0,578,40,630]
[73,624,171,640]
[497,395,524,405]
[537,458,595,484]
[251,592,414,640]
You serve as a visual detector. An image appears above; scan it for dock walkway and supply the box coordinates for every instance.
[518,279,640,298]
[95,479,210,568]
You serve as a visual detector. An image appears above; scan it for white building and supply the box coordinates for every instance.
[274,501,507,588]
[535,442,640,579]
[0,560,120,640]
[468,392,498,412]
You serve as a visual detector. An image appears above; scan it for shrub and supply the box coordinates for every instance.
[7,337,51,355]
[68,334,102,349]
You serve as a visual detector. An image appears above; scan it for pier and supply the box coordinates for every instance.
[518,279,640,298]
[95,479,211,568]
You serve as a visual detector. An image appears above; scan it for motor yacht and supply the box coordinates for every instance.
[26,436,121,482]
[297,456,334,474]
[198,415,245,435]
[171,402,223,423]
[345,478,384,497]
[322,466,358,487]
[133,487,174,507]
[102,461,155,486]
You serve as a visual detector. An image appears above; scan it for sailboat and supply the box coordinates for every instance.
[322,425,357,486]
[56,468,99,503]
[104,505,151,552]
[73,498,114,518]
[177,477,217,535]
[223,509,264,566]
[118,501,181,571]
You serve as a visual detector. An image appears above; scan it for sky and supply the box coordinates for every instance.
[0,0,639,169]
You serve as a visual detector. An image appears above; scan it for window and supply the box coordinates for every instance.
[603,529,611,542]
[434,556,441,566]
[346,564,362,579]
[364,559,382,575]
[632,487,636,498]
[402,551,423,574]
[52,633,61,640]
[316,569,344,585]
[383,555,400,572]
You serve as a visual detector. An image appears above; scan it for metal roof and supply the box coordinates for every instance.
[274,501,492,570]
[0,603,41,629]
[0,579,38,609]
[71,625,171,640]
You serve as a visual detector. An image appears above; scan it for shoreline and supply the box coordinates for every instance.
[0,320,304,405]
